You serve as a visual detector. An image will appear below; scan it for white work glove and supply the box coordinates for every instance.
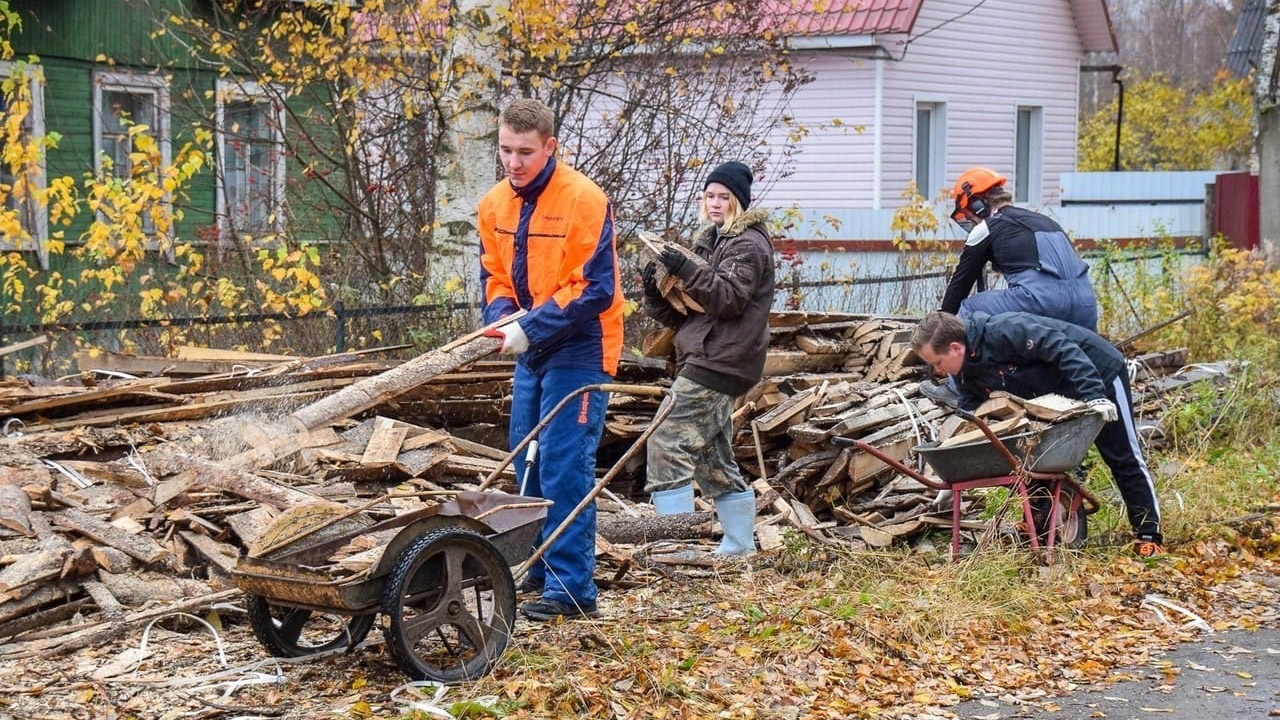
[1087,398,1119,423]
[930,488,955,511]
[483,321,530,355]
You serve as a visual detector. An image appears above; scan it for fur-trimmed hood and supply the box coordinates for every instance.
[693,208,772,246]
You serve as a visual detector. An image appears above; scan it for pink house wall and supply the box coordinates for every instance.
[762,0,1086,212]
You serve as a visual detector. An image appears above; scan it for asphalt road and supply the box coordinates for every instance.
[951,626,1280,719]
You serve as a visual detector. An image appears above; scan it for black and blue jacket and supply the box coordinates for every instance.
[957,312,1127,411]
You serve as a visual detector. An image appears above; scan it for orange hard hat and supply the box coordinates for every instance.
[952,167,1007,210]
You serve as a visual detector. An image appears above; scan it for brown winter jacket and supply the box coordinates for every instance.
[646,208,775,396]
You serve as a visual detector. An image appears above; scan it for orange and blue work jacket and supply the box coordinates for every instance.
[478,157,624,375]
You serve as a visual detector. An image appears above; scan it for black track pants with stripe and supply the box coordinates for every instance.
[1094,373,1162,542]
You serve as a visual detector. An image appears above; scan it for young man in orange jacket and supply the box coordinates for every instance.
[478,99,624,621]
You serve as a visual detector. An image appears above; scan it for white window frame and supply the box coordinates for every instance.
[1014,104,1044,204]
[0,60,49,268]
[913,99,947,201]
[92,70,172,238]
[215,78,286,242]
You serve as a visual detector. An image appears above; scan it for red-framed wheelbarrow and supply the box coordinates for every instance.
[232,383,672,682]
[832,410,1105,563]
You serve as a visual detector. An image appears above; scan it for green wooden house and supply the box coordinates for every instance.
[3,0,292,270]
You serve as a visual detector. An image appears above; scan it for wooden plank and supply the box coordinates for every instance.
[393,446,452,478]
[401,429,453,452]
[938,417,1031,447]
[752,387,817,433]
[225,506,277,548]
[0,535,73,603]
[763,351,844,376]
[173,346,296,362]
[161,454,317,510]
[0,582,76,627]
[0,334,49,358]
[361,424,409,467]
[51,509,168,566]
[43,391,330,430]
[442,434,502,458]
[178,531,239,575]
[829,404,909,436]
[849,437,912,483]
[75,350,282,377]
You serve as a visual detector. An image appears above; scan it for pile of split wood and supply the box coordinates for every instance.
[0,310,1225,650]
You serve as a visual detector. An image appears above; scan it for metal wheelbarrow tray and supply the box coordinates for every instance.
[232,490,547,683]
[915,411,1107,482]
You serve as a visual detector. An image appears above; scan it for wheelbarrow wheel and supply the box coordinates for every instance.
[245,594,375,657]
[1054,488,1089,549]
[381,527,516,682]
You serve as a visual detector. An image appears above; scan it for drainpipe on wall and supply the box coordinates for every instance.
[1081,64,1124,171]
[873,51,884,208]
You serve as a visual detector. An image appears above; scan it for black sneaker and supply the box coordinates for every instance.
[516,576,543,594]
[519,597,599,622]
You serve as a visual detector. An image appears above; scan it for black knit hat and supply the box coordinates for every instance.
[704,161,753,209]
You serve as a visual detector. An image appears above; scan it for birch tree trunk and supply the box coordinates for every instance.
[433,0,504,285]
[1258,0,1280,268]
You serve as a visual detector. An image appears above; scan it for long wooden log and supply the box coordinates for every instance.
[597,511,715,545]
[287,312,524,431]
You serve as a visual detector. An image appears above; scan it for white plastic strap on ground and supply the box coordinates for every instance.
[41,458,94,488]
[893,388,936,472]
[1140,594,1213,633]
[87,368,140,380]
[138,612,229,670]
[2,417,23,437]
[389,681,500,719]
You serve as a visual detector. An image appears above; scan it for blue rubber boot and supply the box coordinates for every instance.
[714,489,756,556]
[651,484,694,516]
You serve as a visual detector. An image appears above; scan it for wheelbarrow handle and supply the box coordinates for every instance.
[598,383,666,397]
[512,393,677,581]
[477,383,669,491]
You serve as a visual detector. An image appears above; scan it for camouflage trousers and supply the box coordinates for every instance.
[644,375,749,499]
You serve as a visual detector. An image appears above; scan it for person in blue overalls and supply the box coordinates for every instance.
[922,167,1098,408]
[941,166,1098,329]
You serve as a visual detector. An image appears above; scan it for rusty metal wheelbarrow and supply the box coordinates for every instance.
[232,383,672,682]
[833,410,1104,563]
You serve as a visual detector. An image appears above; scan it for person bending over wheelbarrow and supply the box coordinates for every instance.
[910,311,1165,558]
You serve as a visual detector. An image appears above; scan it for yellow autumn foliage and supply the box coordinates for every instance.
[1078,72,1253,171]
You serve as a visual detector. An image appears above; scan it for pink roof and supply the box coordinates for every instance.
[765,0,923,36]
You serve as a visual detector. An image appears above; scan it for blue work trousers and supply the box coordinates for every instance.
[510,364,610,605]
[958,270,1098,332]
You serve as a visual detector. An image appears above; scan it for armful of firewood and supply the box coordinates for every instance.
[637,231,707,314]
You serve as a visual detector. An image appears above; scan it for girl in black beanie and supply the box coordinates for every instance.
[640,162,776,555]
